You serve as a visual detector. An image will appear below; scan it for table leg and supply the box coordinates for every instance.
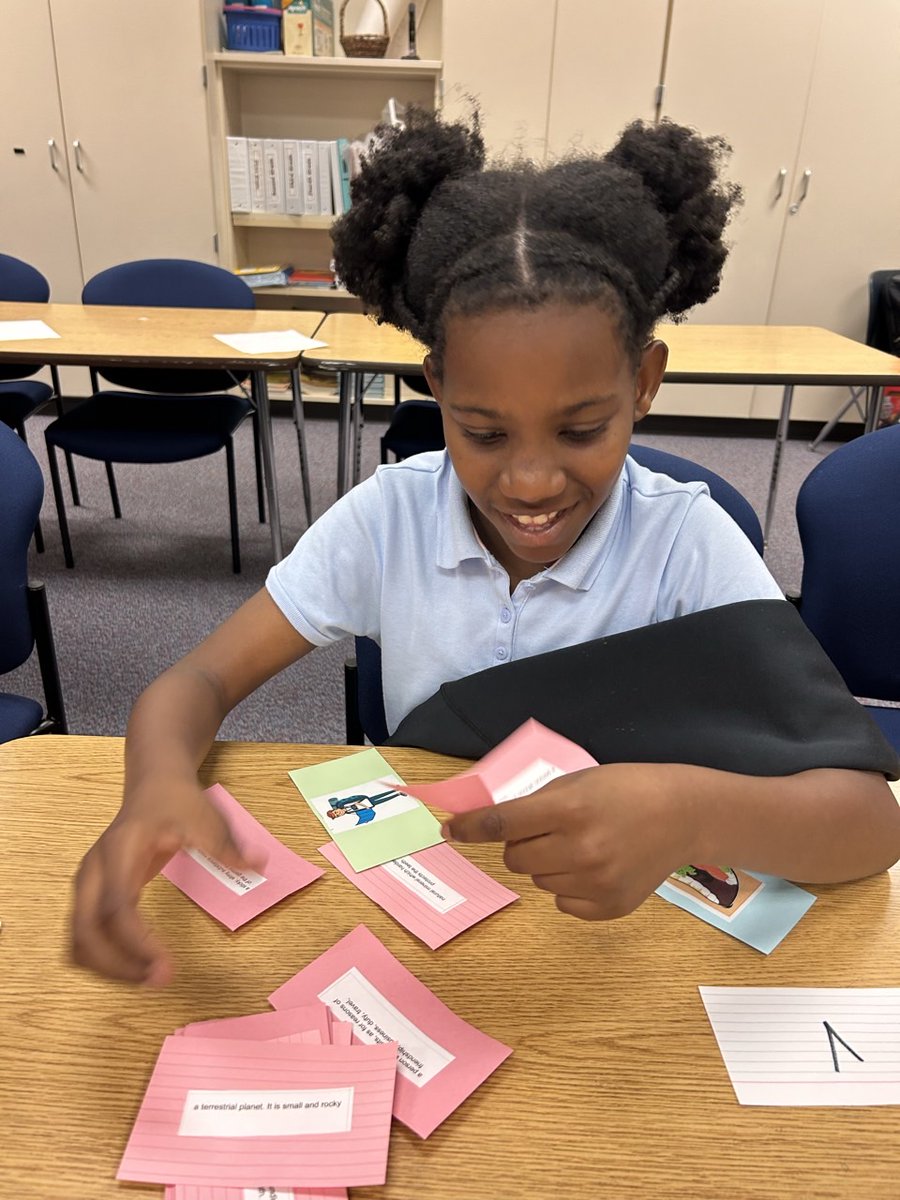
[763,383,794,548]
[337,371,352,497]
[864,385,884,434]
[352,371,364,487]
[252,369,284,563]
[289,367,313,526]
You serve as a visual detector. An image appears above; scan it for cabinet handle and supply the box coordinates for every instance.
[72,139,84,173]
[48,138,59,172]
[774,167,787,201]
[789,168,812,214]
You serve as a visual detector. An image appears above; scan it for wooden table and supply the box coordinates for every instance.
[305,317,900,541]
[3,734,899,1200]
[0,301,327,562]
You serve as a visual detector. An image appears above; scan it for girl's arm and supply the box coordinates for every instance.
[70,589,315,985]
[444,764,900,922]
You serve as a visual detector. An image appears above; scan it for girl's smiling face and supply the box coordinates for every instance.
[424,302,667,590]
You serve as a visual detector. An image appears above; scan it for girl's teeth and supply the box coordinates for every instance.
[511,511,559,527]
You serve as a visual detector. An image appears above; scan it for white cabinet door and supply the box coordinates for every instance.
[753,0,900,419]
[546,0,668,159]
[0,0,84,302]
[442,0,556,161]
[651,0,824,416]
[49,0,218,281]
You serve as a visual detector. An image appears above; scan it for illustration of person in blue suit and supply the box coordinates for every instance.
[325,788,400,825]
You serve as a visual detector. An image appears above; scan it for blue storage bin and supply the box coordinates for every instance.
[224,5,282,53]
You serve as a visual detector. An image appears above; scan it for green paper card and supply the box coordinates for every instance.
[289,748,443,872]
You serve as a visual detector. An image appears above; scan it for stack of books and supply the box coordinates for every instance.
[234,264,294,289]
[228,135,352,217]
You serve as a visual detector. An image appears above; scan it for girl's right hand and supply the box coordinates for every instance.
[70,776,265,986]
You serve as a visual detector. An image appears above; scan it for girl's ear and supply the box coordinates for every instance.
[423,354,443,402]
[634,339,668,421]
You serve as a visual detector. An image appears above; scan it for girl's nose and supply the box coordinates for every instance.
[498,454,566,503]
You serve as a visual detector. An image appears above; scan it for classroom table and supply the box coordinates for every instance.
[0,301,326,563]
[3,733,899,1200]
[303,317,900,541]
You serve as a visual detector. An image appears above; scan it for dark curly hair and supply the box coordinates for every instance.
[331,108,740,370]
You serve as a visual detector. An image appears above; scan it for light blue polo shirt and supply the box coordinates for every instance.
[266,451,783,735]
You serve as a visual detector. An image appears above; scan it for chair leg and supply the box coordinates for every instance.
[251,408,266,524]
[225,437,241,574]
[15,421,45,553]
[46,440,75,569]
[105,462,122,518]
[52,388,81,505]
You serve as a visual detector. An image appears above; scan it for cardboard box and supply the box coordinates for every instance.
[312,0,334,56]
[283,0,333,57]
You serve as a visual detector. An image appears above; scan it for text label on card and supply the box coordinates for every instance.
[178,1088,353,1137]
[186,848,267,894]
[380,857,466,914]
[243,1190,294,1200]
[318,966,455,1088]
[491,759,565,803]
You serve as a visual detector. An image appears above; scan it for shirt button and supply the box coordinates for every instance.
[496,647,507,660]
[500,607,511,623]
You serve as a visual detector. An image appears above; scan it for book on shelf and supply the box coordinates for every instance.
[287,268,336,288]
[234,264,294,288]
[227,135,360,217]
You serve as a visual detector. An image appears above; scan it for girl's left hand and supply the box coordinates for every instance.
[442,763,698,921]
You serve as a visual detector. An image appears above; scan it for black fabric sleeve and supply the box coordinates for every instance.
[387,600,900,779]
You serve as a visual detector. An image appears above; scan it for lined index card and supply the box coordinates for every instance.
[699,986,900,1105]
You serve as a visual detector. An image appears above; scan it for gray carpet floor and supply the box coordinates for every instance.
[7,405,841,744]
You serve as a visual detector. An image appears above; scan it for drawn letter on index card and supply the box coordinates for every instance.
[699,986,900,1106]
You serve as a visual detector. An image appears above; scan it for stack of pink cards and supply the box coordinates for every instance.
[120,1002,393,1194]
[386,718,599,813]
[270,924,512,1138]
[119,927,512,1192]
[161,784,324,930]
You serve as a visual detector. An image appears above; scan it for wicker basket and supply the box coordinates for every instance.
[339,0,389,57]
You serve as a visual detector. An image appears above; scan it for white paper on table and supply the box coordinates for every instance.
[213,331,326,354]
[0,319,60,341]
[699,985,900,1106]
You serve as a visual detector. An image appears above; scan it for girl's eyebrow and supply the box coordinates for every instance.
[449,396,618,419]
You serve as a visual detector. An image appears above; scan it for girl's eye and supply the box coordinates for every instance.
[562,424,607,443]
[462,428,505,445]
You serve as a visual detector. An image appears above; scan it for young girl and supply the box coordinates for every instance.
[70,111,900,985]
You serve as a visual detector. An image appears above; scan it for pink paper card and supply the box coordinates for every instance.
[385,718,598,813]
[318,841,518,949]
[161,783,324,930]
[118,1036,397,1189]
[269,924,512,1138]
[166,1186,347,1200]
[182,1005,332,1047]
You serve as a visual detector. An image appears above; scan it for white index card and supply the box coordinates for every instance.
[0,320,60,341]
[699,986,900,1106]
[213,331,326,355]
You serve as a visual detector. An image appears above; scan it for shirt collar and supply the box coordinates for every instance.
[436,454,627,590]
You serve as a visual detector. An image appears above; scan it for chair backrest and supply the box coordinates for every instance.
[0,253,50,382]
[350,443,764,743]
[81,258,255,394]
[0,423,43,671]
[628,442,764,554]
[865,269,900,352]
[796,425,900,700]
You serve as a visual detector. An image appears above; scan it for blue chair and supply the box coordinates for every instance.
[810,269,900,448]
[0,423,67,742]
[380,398,445,463]
[0,253,80,552]
[795,425,900,748]
[43,259,264,573]
[344,445,764,744]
